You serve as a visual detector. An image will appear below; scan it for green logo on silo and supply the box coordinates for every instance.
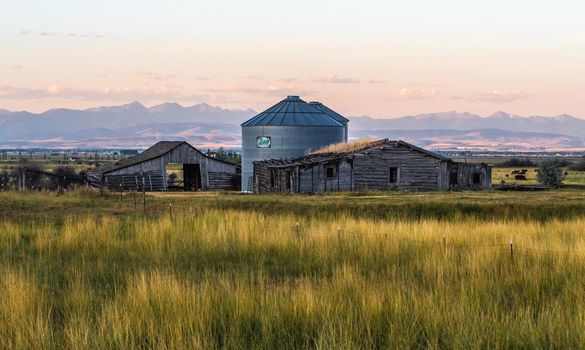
[256,136,271,148]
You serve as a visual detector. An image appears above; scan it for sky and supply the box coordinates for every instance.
[1,0,585,118]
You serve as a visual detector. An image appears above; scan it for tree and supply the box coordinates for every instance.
[48,166,79,191]
[568,159,585,171]
[537,159,565,187]
[10,160,46,190]
[0,170,10,191]
[206,148,242,165]
[498,158,536,168]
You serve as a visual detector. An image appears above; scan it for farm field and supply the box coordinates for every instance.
[490,167,585,186]
[2,189,585,348]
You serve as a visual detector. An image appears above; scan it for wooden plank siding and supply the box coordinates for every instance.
[208,172,237,190]
[451,163,492,190]
[253,140,492,193]
[103,142,238,191]
[352,144,444,191]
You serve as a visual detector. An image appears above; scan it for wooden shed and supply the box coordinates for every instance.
[253,139,491,193]
[90,141,239,191]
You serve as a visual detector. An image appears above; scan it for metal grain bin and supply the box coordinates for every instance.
[241,96,347,191]
[308,101,349,142]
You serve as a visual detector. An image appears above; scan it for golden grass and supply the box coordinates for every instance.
[0,269,52,349]
[2,191,585,347]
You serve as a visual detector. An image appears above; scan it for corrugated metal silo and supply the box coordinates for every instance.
[308,101,349,142]
[241,96,347,191]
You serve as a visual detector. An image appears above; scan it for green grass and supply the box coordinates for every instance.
[2,189,585,348]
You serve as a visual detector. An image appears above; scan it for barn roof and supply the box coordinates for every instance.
[241,96,345,127]
[100,141,236,174]
[255,139,451,167]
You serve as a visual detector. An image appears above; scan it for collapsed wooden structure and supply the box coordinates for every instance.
[253,139,491,193]
[87,141,239,191]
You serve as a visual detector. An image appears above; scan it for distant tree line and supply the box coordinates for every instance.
[568,159,585,171]
[0,160,83,192]
[498,157,574,168]
[497,158,536,167]
[206,148,241,165]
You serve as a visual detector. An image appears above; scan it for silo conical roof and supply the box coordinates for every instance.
[308,101,349,124]
[241,96,344,127]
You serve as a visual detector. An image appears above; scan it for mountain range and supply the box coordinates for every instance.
[0,102,584,151]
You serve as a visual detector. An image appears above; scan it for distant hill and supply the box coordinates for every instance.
[0,101,255,146]
[352,128,584,151]
[0,102,583,150]
[350,112,585,138]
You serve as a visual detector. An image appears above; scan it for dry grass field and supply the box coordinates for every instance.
[1,189,585,348]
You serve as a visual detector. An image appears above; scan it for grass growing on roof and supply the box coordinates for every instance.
[310,138,380,155]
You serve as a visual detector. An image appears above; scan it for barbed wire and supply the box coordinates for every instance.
[3,202,584,260]
[324,229,585,258]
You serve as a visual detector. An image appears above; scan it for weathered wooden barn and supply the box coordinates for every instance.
[89,141,239,191]
[253,139,491,193]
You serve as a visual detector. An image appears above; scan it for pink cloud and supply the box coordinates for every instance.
[311,75,360,84]
[0,85,197,101]
[242,75,264,81]
[454,90,532,103]
[207,84,312,97]
[385,87,439,101]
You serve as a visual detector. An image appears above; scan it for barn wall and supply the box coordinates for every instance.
[206,157,239,190]
[206,157,238,173]
[299,165,314,193]
[252,162,272,193]
[252,143,493,193]
[312,164,325,193]
[104,143,238,191]
[104,171,166,191]
[340,161,353,191]
[105,157,166,176]
[208,172,236,190]
[324,162,339,192]
[352,144,444,191]
[453,163,492,190]
[437,161,450,191]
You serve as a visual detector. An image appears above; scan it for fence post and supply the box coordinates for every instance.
[337,226,343,255]
[169,203,173,221]
[119,184,123,206]
[443,235,447,254]
[133,189,137,213]
[509,240,514,260]
[142,176,146,215]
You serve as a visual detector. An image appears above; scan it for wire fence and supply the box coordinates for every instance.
[126,203,585,260]
[365,235,585,259]
[3,193,582,261]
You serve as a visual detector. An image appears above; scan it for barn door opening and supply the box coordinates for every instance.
[183,163,202,191]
